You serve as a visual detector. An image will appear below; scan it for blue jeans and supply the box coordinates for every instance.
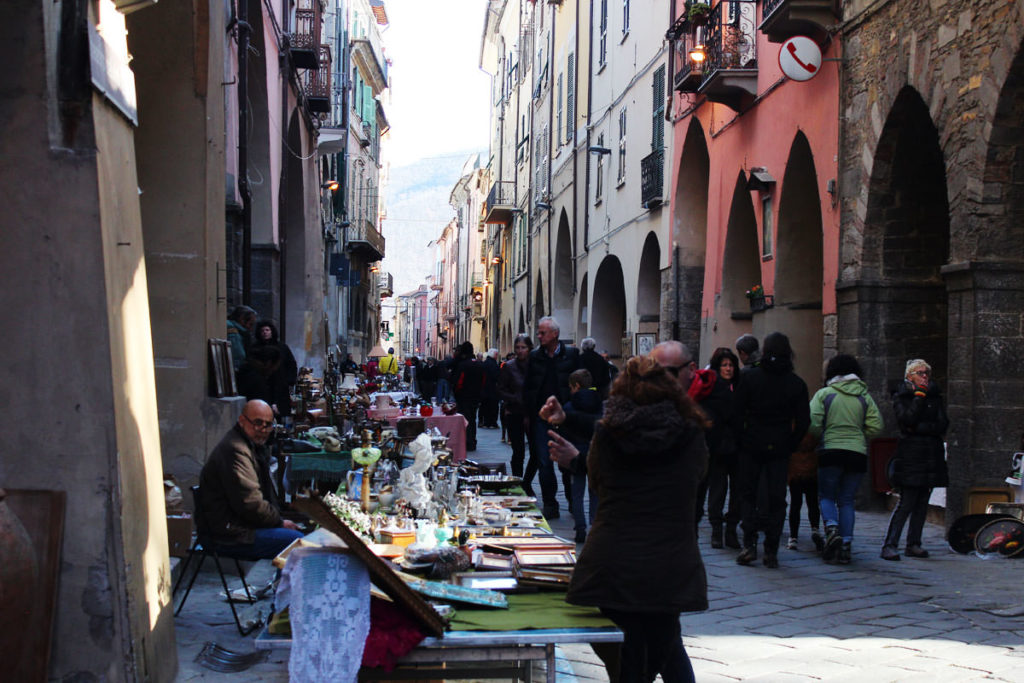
[532,419,560,515]
[566,469,592,532]
[209,526,304,560]
[818,466,863,542]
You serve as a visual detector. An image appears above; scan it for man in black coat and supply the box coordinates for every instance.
[579,337,612,398]
[523,316,581,518]
[480,349,501,428]
[452,342,484,451]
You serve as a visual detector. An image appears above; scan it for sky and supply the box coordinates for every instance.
[379,0,491,167]
[377,0,492,306]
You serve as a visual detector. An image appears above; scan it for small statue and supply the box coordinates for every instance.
[396,432,437,518]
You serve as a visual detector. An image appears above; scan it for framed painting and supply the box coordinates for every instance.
[635,332,656,356]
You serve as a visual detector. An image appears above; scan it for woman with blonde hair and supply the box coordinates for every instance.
[550,355,708,681]
[881,358,949,561]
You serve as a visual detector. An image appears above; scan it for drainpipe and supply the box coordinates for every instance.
[571,0,580,297]
[239,0,252,305]
[583,0,595,255]
[545,4,555,317]
[667,0,676,126]
[278,0,291,339]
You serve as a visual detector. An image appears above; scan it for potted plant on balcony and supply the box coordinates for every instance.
[746,285,773,312]
[688,2,711,26]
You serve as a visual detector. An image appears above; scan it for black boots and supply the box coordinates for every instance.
[711,525,724,549]
[724,524,741,550]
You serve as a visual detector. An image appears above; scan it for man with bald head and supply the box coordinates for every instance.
[650,340,697,392]
[199,399,302,558]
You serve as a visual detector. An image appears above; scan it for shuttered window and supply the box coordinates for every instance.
[652,65,665,151]
[566,53,575,144]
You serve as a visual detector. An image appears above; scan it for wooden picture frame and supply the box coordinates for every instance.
[513,546,577,567]
[292,495,447,636]
[635,332,657,357]
[208,338,238,398]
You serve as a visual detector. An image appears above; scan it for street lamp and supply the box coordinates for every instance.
[321,180,339,191]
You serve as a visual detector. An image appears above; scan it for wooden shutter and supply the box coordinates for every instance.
[566,53,575,144]
[652,65,665,150]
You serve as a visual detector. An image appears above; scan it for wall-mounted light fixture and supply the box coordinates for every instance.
[588,145,612,155]
[689,44,707,66]
[536,201,552,211]
[746,167,776,194]
[321,180,339,191]
[491,256,503,265]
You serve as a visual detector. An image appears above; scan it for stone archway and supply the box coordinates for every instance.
[637,232,661,342]
[773,132,824,388]
[845,86,949,403]
[534,273,546,327]
[715,172,761,353]
[576,272,589,341]
[552,210,573,333]
[592,256,627,360]
[675,118,709,355]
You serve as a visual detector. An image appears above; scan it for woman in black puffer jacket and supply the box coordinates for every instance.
[881,358,949,561]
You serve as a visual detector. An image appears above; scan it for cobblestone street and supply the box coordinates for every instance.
[174,424,1024,681]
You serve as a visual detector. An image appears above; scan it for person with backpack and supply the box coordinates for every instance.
[808,354,883,564]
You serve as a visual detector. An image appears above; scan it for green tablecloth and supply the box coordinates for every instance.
[289,451,351,483]
[449,591,614,631]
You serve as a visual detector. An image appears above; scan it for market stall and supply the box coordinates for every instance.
[254,431,619,681]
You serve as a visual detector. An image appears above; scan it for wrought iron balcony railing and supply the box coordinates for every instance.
[760,0,840,43]
[484,180,517,224]
[640,148,664,209]
[301,45,332,114]
[671,1,758,110]
[291,1,321,70]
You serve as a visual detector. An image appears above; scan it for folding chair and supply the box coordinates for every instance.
[172,486,261,636]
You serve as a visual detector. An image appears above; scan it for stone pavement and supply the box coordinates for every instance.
[172,422,1024,681]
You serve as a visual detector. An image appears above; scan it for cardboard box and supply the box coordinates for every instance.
[167,514,193,558]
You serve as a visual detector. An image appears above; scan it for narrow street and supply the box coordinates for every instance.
[173,423,1024,682]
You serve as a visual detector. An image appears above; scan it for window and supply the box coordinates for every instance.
[622,0,630,35]
[556,73,563,147]
[595,133,605,203]
[762,195,774,258]
[598,0,608,67]
[566,53,575,144]
[617,109,627,185]
[651,65,665,151]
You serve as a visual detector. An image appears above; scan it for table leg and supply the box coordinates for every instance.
[546,644,555,683]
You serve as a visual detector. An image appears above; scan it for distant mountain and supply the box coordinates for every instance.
[380,150,484,300]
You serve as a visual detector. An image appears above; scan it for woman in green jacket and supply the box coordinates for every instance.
[809,354,883,564]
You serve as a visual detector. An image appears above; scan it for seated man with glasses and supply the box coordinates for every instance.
[199,399,302,559]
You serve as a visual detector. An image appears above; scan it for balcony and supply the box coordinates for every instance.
[484,180,518,224]
[291,1,321,70]
[301,45,332,114]
[347,218,385,262]
[671,1,758,111]
[352,31,388,94]
[640,149,664,209]
[760,0,840,44]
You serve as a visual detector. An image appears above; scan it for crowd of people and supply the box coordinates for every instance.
[209,309,949,680]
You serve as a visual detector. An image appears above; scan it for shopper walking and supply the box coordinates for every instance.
[496,334,533,482]
[550,355,708,682]
[706,347,741,549]
[733,332,810,568]
[523,316,581,519]
[809,354,883,564]
[881,358,948,561]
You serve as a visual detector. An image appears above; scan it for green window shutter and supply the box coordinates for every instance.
[566,53,575,144]
[363,83,374,125]
[652,65,665,150]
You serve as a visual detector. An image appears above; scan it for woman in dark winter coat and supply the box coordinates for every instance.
[732,332,810,568]
[553,355,708,682]
[252,320,297,417]
[705,347,741,549]
[881,358,949,561]
[496,334,533,481]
